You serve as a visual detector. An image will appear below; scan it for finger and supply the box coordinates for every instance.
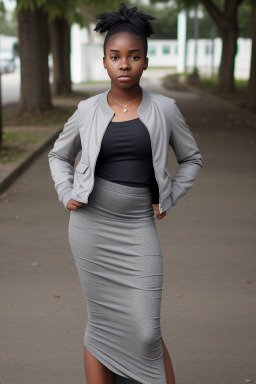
[70,203,80,210]
[157,212,166,220]
[71,200,83,207]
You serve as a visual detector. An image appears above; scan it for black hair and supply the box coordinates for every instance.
[94,1,156,58]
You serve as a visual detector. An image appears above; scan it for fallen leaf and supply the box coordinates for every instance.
[23,180,28,184]
[52,295,61,299]
[191,217,198,221]
[245,380,253,383]
[4,199,9,204]
[188,197,194,201]
[15,216,19,220]
[246,281,253,284]
[7,305,13,309]
[31,262,40,267]
[1,192,8,198]
[175,294,183,298]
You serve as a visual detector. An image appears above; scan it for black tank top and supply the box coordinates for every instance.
[94,117,159,204]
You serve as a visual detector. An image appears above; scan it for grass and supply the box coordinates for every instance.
[164,72,249,99]
[3,106,76,127]
[0,129,50,164]
[0,90,92,164]
[2,90,92,127]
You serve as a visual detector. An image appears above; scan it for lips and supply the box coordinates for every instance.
[118,75,132,78]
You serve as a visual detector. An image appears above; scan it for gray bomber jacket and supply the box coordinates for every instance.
[48,86,203,213]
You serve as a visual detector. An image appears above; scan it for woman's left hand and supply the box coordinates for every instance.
[152,204,167,220]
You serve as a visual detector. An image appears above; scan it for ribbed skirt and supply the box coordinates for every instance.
[68,176,167,384]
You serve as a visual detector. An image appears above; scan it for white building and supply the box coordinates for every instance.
[71,24,252,83]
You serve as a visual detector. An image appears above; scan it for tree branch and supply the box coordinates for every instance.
[200,0,226,30]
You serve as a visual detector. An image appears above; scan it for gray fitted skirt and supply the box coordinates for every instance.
[68,176,167,384]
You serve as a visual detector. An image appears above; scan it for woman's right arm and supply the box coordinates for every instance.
[48,107,82,210]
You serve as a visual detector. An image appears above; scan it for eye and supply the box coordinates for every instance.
[131,56,139,60]
[111,56,119,61]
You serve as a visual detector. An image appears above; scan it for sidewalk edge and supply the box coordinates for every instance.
[0,127,62,194]
[184,85,256,129]
[163,79,256,129]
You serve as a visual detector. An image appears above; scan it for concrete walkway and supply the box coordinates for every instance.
[1,79,255,384]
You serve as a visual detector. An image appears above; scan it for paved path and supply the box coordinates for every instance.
[1,79,255,384]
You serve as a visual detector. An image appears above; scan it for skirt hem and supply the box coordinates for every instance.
[84,342,164,384]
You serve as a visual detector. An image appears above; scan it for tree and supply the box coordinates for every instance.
[17,0,52,113]
[248,0,256,111]
[151,0,246,92]
[49,17,72,95]
[200,0,245,93]
[16,0,121,109]
[47,1,89,95]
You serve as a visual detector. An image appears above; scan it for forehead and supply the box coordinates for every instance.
[106,32,144,51]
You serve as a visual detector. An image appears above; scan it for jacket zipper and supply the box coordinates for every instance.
[138,118,163,214]
[86,115,114,201]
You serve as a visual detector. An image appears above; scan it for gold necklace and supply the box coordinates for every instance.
[109,92,141,113]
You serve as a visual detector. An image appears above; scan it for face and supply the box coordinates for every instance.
[103,32,148,89]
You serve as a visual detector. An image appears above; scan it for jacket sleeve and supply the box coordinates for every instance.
[48,106,82,210]
[169,100,203,206]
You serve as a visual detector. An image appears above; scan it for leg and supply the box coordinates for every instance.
[161,337,176,384]
[84,346,114,384]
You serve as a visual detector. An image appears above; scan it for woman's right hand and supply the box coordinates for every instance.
[67,198,84,210]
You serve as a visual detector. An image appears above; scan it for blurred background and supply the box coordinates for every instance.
[0,0,255,110]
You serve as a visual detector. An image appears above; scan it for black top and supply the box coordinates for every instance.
[95,117,159,204]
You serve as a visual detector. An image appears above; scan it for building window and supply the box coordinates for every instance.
[148,46,157,55]
[205,45,210,54]
[175,45,178,55]
[163,45,170,54]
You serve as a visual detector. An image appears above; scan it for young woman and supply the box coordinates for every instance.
[48,2,203,384]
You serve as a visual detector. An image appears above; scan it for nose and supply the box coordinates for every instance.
[119,59,130,70]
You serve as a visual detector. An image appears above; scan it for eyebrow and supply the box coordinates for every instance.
[109,49,141,53]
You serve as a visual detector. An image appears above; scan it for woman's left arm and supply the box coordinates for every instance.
[169,100,203,207]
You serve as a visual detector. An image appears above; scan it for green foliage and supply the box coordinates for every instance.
[149,0,253,39]
[14,0,121,27]
[238,0,253,37]
[123,1,179,39]
[0,1,5,14]
[0,2,18,36]
[187,7,219,38]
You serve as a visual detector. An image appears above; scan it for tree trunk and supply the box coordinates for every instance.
[18,5,52,113]
[218,26,238,93]
[49,17,71,95]
[248,2,256,111]
[201,0,243,93]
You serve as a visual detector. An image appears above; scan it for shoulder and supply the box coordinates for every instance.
[147,89,186,126]
[77,92,102,111]
[149,90,176,111]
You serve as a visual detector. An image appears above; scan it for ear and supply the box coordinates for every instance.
[143,57,149,70]
[103,57,106,67]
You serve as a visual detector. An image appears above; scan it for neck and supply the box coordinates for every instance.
[109,83,142,102]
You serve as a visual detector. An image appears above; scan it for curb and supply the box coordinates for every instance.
[0,127,62,194]
[162,79,256,129]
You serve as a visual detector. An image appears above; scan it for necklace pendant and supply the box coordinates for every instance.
[123,108,128,112]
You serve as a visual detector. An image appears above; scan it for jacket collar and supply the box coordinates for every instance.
[99,86,151,117]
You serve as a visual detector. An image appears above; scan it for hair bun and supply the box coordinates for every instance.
[94,1,155,37]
